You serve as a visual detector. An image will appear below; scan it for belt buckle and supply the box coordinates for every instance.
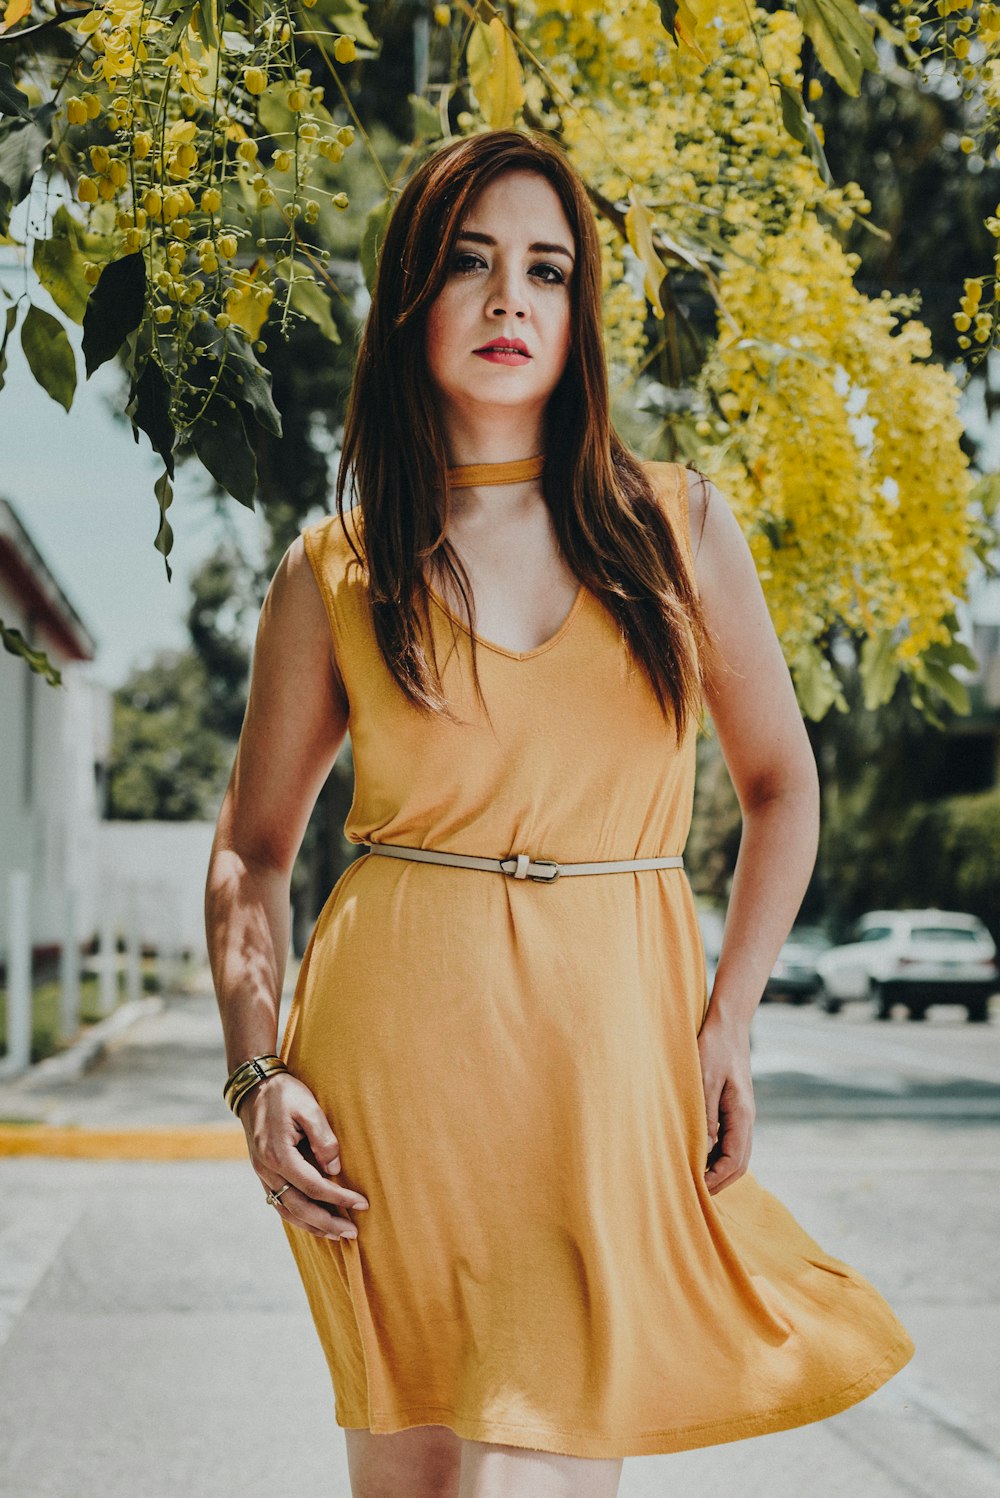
[501,853,561,882]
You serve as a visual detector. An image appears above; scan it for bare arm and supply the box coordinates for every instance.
[686,470,821,1191]
[205,534,368,1240]
[206,532,348,1070]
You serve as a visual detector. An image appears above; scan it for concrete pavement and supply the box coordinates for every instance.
[0,975,996,1497]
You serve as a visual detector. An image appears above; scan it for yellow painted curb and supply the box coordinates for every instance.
[0,1125,248,1160]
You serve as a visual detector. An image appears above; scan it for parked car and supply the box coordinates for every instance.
[813,909,999,1023]
[764,924,832,1003]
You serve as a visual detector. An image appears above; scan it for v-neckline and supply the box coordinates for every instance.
[426,580,587,661]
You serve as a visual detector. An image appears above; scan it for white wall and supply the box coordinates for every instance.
[0,574,111,959]
[96,821,217,959]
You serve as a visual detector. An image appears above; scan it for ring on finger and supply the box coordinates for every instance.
[265,1183,293,1208]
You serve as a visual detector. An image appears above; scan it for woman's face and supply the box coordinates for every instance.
[424,169,575,425]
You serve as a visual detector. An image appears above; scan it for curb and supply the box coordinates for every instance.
[0,1124,247,1159]
[0,996,165,1092]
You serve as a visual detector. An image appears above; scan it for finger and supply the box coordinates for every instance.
[705,1116,753,1194]
[267,1147,369,1213]
[266,1183,358,1241]
[702,1078,724,1154]
[295,1103,344,1176]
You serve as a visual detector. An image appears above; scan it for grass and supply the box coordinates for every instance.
[0,961,174,1066]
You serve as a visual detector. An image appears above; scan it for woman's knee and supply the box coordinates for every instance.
[457,1439,623,1498]
[345,1423,463,1498]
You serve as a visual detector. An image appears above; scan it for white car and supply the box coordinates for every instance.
[814,909,998,1023]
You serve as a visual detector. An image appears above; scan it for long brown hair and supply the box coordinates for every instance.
[334,127,716,745]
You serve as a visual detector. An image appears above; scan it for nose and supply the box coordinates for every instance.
[486,263,529,319]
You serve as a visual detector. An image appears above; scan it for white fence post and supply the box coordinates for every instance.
[4,869,32,1075]
[59,883,81,1044]
[97,898,118,1018]
[124,886,142,1006]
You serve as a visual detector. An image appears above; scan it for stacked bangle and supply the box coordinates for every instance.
[224,1053,288,1116]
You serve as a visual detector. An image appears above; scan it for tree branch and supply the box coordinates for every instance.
[0,3,95,46]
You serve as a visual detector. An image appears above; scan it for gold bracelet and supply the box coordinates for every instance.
[223,1054,288,1116]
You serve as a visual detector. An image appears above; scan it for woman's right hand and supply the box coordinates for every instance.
[239,1071,369,1242]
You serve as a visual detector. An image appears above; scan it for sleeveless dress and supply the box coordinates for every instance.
[277,459,914,1459]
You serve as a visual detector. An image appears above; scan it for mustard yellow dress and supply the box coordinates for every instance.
[277,459,914,1459]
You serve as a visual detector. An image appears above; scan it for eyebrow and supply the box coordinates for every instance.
[455,230,575,264]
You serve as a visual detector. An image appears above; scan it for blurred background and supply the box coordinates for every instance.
[0,4,997,1495]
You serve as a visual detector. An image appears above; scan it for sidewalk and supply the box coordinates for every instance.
[0,974,996,1497]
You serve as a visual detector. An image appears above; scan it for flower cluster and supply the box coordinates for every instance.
[48,0,360,429]
[892,0,1000,364]
[510,0,973,712]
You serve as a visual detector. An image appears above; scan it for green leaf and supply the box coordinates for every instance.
[193,0,218,49]
[126,355,176,477]
[19,302,77,411]
[290,274,340,342]
[970,471,1000,520]
[295,0,378,50]
[32,205,110,326]
[0,103,56,236]
[657,0,679,37]
[359,192,394,293]
[153,466,174,581]
[190,394,258,507]
[1,619,62,685]
[914,658,970,715]
[466,16,524,131]
[732,335,826,368]
[755,513,794,550]
[216,323,284,434]
[858,629,901,710]
[777,82,834,184]
[793,646,847,720]
[0,63,33,122]
[409,92,442,142]
[0,302,18,394]
[923,634,979,672]
[624,185,669,319]
[796,0,878,96]
[81,251,146,377]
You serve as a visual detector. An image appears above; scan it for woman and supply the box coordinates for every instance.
[205,129,914,1498]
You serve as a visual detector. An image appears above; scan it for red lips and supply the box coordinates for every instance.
[474,338,530,355]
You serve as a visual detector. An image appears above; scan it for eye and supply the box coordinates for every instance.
[450,253,567,285]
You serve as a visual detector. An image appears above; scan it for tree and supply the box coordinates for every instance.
[2,0,998,725]
[107,648,233,818]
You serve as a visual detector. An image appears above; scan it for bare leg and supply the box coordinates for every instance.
[458,1440,624,1498]
[344,1425,463,1498]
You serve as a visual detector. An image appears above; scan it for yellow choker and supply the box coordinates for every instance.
[446,455,545,488]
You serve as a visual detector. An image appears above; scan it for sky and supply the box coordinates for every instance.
[1,251,277,691]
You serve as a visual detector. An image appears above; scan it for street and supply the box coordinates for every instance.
[0,980,996,1498]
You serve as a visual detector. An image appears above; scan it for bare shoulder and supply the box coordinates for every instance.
[262,527,348,702]
[679,467,758,603]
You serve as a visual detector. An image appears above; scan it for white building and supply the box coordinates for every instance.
[0,497,111,971]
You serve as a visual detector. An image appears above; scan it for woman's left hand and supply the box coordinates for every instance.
[697,1011,755,1195]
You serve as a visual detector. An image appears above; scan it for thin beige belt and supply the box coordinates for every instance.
[363,841,684,884]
